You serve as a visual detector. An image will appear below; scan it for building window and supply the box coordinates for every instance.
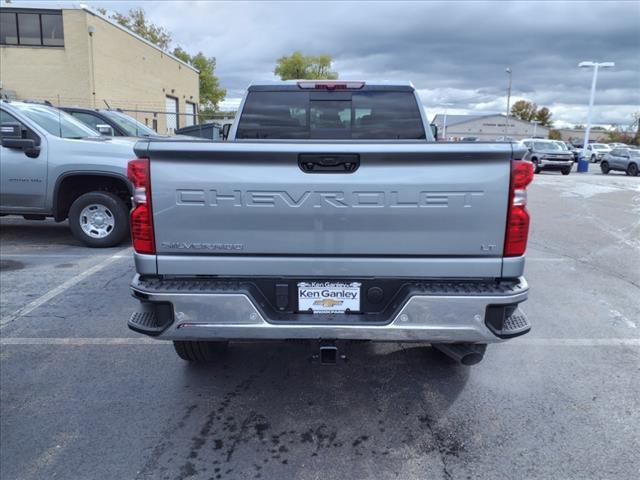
[0,12,18,44]
[0,10,64,47]
[18,14,40,45]
[41,14,64,46]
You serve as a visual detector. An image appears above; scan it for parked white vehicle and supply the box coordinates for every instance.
[582,143,611,163]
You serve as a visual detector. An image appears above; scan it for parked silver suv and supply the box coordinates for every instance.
[521,139,574,175]
[600,147,640,176]
[0,101,136,247]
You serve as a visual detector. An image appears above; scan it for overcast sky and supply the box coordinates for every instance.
[88,0,640,127]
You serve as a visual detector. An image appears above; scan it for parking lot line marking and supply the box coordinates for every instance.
[0,248,132,328]
[0,338,638,346]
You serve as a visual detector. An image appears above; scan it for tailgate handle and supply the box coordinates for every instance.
[298,154,360,173]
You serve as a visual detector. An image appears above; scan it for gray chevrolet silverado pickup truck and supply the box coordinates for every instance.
[128,80,533,366]
[0,101,135,247]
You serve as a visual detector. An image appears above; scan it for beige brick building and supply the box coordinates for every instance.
[0,3,199,134]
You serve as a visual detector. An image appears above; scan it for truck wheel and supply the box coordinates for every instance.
[532,158,541,174]
[600,161,610,174]
[591,155,597,163]
[173,341,228,362]
[68,191,129,248]
[561,167,571,175]
[627,163,638,176]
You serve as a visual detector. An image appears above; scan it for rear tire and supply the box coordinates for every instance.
[173,340,228,362]
[68,191,129,247]
[627,163,638,177]
[600,161,610,174]
[532,158,541,174]
[591,155,597,163]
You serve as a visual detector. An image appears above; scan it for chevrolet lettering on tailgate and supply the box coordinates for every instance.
[176,189,485,208]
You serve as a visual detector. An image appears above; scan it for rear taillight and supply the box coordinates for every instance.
[504,160,534,257]
[127,158,155,254]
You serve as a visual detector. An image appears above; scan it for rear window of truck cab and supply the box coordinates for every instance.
[236,90,426,140]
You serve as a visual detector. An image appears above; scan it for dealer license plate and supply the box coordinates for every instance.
[297,282,361,313]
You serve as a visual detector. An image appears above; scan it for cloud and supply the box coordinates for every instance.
[89,0,640,126]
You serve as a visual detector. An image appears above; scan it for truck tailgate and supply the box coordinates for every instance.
[142,141,513,277]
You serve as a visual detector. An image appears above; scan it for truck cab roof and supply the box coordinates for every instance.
[246,80,416,88]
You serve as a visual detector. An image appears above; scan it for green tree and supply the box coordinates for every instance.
[274,51,338,80]
[274,51,307,80]
[99,8,172,49]
[607,113,640,146]
[172,46,191,64]
[548,129,562,140]
[98,8,226,115]
[510,100,538,122]
[173,47,227,117]
[534,107,553,127]
[307,54,337,79]
[607,130,634,144]
[511,100,554,127]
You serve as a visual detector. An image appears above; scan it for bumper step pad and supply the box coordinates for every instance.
[486,308,531,339]
[503,311,530,333]
[128,306,172,336]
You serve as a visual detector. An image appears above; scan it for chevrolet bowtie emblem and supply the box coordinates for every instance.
[313,299,344,308]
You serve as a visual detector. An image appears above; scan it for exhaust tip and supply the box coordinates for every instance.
[432,343,486,366]
[460,352,484,366]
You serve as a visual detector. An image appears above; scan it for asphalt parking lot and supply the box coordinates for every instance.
[1,169,639,480]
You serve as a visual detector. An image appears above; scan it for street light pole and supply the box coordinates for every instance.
[443,107,448,140]
[505,67,512,136]
[531,120,541,137]
[441,103,453,141]
[577,61,615,173]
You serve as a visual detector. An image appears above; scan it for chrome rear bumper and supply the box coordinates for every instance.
[129,275,529,343]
